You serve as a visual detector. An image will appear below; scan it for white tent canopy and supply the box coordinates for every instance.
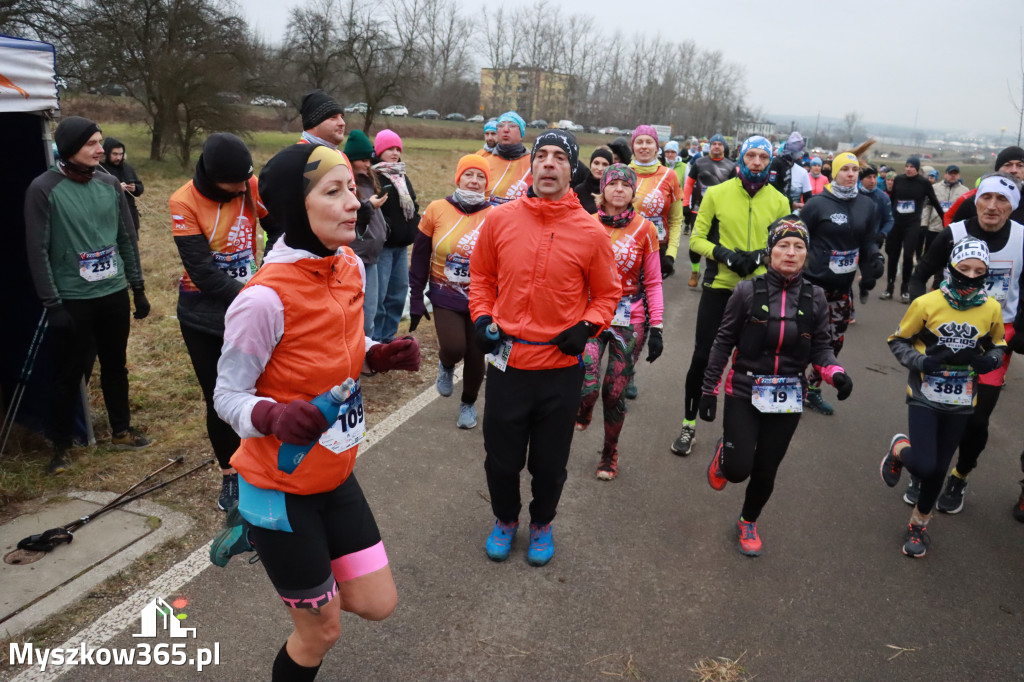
[0,35,58,113]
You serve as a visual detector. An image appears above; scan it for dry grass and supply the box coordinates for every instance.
[691,652,754,682]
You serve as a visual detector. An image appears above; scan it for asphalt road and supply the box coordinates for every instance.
[59,261,1024,681]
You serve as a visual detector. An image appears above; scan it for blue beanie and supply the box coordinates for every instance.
[484,120,497,133]
[810,156,823,167]
[497,111,525,137]
[709,133,727,147]
[738,135,774,183]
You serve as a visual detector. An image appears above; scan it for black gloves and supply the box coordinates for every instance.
[916,345,954,373]
[409,309,430,332]
[1007,332,1024,356]
[132,285,150,320]
[698,394,717,422]
[646,327,663,363]
[969,350,1003,375]
[474,315,502,354]
[712,245,738,269]
[550,321,593,356]
[832,372,853,400]
[660,254,675,278]
[868,252,885,280]
[713,247,763,277]
[45,304,75,336]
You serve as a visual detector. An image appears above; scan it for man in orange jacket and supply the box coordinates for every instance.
[469,129,621,567]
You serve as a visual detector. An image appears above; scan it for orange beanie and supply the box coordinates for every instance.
[454,154,490,187]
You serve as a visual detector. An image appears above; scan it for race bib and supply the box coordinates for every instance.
[984,268,1012,302]
[751,375,803,414]
[486,338,513,372]
[78,245,118,282]
[828,248,859,275]
[920,369,973,406]
[896,200,916,214]
[940,201,952,212]
[650,215,666,241]
[444,253,471,284]
[214,249,255,284]
[318,382,366,453]
[612,297,633,327]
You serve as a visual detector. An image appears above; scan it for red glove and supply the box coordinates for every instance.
[366,335,421,372]
[250,400,329,445]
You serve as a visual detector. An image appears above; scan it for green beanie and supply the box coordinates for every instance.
[343,130,374,162]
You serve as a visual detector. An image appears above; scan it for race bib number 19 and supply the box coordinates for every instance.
[751,375,803,413]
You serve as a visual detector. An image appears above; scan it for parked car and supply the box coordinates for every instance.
[380,104,409,116]
[251,95,287,107]
[445,112,466,121]
[344,102,368,114]
[556,119,575,130]
[585,126,599,134]
[528,119,548,129]
[598,126,621,135]
[467,114,484,123]
[412,109,440,119]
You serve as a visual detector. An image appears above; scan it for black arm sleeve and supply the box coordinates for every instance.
[173,234,244,305]
[908,229,953,300]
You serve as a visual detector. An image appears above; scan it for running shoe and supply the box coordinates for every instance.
[1013,483,1024,523]
[805,388,834,415]
[881,434,908,487]
[527,522,554,566]
[671,423,696,456]
[688,271,700,288]
[436,362,454,397]
[902,476,921,506]
[936,475,968,514]
[574,421,589,432]
[707,438,727,491]
[210,503,255,567]
[457,402,477,429]
[111,427,153,450]
[624,378,638,400]
[48,446,71,475]
[879,290,893,301]
[485,518,519,562]
[900,292,911,304]
[902,523,930,558]
[596,449,618,481]
[859,289,869,305]
[737,518,762,557]
[218,473,239,512]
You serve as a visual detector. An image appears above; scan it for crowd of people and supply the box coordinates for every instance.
[22,88,1024,679]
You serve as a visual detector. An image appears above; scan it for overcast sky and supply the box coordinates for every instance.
[244,0,1023,137]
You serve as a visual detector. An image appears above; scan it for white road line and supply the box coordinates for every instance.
[11,367,461,682]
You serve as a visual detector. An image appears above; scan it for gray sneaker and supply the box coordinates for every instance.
[671,424,695,456]
[436,362,454,397]
[903,476,921,506]
[936,475,968,514]
[457,402,477,429]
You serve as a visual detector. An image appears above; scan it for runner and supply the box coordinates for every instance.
[881,237,1005,558]
[211,143,420,681]
[797,151,882,415]
[907,173,1023,512]
[948,146,1024,225]
[881,156,944,302]
[486,111,532,204]
[769,131,811,210]
[808,158,828,195]
[628,125,682,282]
[682,133,735,288]
[663,140,687,186]
[573,147,612,215]
[575,164,664,479]
[409,154,493,429]
[344,130,388,336]
[477,119,498,157]
[169,132,267,511]
[470,130,620,566]
[700,219,852,556]
[671,135,790,457]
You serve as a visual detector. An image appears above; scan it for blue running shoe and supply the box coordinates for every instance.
[210,503,255,567]
[485,518,519,562]
[436,362,454,397]
[457,402,477,429]
[527,522,554,566]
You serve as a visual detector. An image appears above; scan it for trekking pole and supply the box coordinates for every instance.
[17,458,215,552]
[71,455,184,525]
[0,310,48,457]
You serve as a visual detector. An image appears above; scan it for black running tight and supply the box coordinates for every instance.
[684,288,733,420]
[951,384,1000,477]
[901,405,971,515]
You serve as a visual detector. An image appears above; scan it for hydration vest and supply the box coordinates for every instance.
[738,275,816,361]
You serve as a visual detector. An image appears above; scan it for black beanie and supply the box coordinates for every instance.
[590,148,613,166]
[531,129,579,170]
[301,90,344,131]
[859,165,878,180]
[995,146,1024,171]
[259,144,339,258]
[906,156,921,171]
[193,133,253,203]
[607,137,632,165]
[55,116,101,160]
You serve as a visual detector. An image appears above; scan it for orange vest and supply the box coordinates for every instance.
[229,251,365,494]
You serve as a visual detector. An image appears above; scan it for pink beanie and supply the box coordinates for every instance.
[373,129,403,157]
[631,125,659,147]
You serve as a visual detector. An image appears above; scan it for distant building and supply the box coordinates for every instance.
[734,120,776,139]
[480,66,570,121]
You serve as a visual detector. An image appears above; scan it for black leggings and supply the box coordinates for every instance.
[885,219,921,293]
[684,288,734,420]
[179,322,240,470]
[53,289,132,446]
[902,404,971,514]
[483,364,583,526]
[952,383,1000,477]
[720,396,801,522]
[433,307,485,405]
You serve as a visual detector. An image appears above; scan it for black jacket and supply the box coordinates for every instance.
[100,137,144,233]
[890,173,943,226]
[799,188,881,292]
[375,171,420,248]
[573,175,601,215]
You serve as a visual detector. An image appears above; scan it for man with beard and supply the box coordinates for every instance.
[99,138,144,236]
[681,133,736,288]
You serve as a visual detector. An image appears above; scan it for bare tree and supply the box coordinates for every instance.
[843,111,861,141]
[415,0,475,114]
[481,7,525,116]
[281,0,346,94]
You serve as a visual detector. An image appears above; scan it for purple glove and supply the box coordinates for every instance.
[251,400,329,445]
[367,335,421,372]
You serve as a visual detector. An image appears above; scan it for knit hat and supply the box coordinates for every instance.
[833,152,859,173]
[977,172,1022,211]
[192,133,254,203]
[767,216,809,251]
[301,90,344,131]
[782,131,805,158]
[632,125,659,147]
[709,133,727,148]
[664,140,680,154]
[259,144,349,258]
[950,236,990,268]
[343,130,374,162]
[810,157,823,167]
[608,137,632,164]
[995,146,1024,171]
[859,165,878,179]
[55,116,101,160]
[484,120,498,133]
[738,135,774,183]
[373,129,402,157]
[590,147,613,165]
[906,156,921,171]
[531,129,579,169]
[924,166,938,179]
[454,153,490,187]
[600,163,638,194]
[885,171,897,180]
[497,111,525,137]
